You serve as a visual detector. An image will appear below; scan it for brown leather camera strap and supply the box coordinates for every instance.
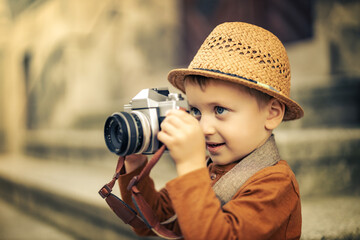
[99,145,182,240]
[99,156,147,229]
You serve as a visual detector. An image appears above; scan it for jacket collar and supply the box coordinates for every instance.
[212,134,281,206]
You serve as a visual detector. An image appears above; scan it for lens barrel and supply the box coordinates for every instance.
[104,112,145,156]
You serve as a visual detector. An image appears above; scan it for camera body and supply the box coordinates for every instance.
[104,88,188,156]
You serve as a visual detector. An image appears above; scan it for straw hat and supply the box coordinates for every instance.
[168,22,304,120]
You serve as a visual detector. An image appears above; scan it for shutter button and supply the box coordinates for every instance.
[210,173,217,180]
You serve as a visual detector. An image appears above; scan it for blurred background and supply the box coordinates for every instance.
[0,0,359,239]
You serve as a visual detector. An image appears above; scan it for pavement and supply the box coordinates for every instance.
[0,198,76,240]
[301,196,360,240]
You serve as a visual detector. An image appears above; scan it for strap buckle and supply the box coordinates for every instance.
[127,176,139,191]
[99,184,112,199]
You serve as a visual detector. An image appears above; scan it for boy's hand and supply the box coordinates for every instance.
[157,109,206,176]
[124,154,147,173]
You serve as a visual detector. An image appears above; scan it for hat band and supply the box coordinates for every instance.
[193,68,279,93]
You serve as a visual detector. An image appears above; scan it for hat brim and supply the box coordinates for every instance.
[168,68,304,121]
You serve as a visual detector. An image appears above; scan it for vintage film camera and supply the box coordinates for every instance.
[104,88,188,156]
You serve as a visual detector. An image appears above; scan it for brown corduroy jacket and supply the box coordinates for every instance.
[119,160,301,240]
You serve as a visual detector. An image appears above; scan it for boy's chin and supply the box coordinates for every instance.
[210,156,236,166]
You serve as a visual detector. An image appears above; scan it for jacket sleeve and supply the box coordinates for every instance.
[166,166,300,240]
[118,160,181,237]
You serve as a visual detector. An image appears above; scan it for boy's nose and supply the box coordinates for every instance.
[199,117,216,136]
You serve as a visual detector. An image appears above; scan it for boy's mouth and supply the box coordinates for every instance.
[206,142,225,154]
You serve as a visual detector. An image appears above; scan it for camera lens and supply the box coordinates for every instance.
[104,111,150,156]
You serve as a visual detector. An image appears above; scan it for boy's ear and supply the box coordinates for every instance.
[265,99,285,130]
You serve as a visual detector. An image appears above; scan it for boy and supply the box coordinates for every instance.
[119,22,303,239]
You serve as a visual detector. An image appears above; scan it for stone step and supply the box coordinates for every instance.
[24,128,360,197]
[300,196,360,240]
[0,154,359,240]
[288,78,360,128]
[25,128,360,161]
[24,130,109,162]
[0,154,158,240]
[275,128,360,197]
[0,198,76,240]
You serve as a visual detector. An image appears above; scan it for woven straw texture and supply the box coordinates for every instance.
[168,22,304,120]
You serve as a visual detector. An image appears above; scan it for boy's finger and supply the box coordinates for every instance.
[157,131,172,146]
[166,109,194,123]
[163,114,186,127]
[160,119,179,135]
[165,109,183,116]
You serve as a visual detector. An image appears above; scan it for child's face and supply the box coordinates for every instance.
[185,79,271,165]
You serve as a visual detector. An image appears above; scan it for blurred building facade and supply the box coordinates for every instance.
[0,0,359,239]
[0,0,181,154]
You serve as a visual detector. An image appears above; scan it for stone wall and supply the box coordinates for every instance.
[0,0,181,153]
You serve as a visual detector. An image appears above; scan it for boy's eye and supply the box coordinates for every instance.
[215,106,228,115]
[190,107,201,117]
